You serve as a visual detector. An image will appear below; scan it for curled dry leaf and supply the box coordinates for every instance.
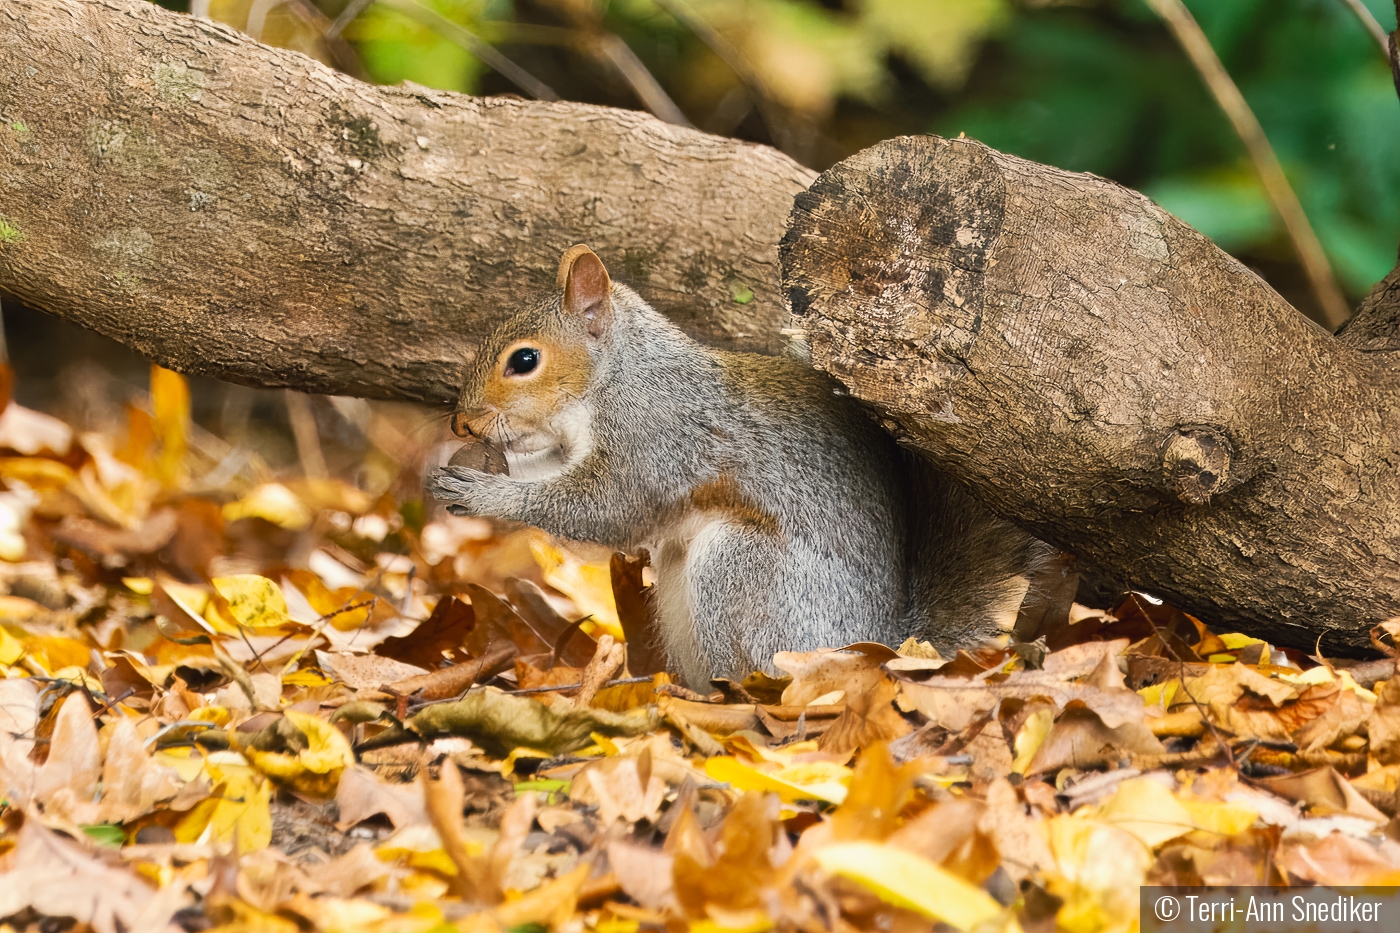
[408,687,659,756]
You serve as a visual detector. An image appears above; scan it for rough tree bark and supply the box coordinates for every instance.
[781,135,1400,652]
[0,0,814,403]
[3,0,1397,650]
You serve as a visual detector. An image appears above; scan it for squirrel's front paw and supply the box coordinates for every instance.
[429,466,520,519]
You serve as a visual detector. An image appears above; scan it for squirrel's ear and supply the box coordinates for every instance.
[557,244,612,338]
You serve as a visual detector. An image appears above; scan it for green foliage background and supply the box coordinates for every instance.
[171,0,1400,316]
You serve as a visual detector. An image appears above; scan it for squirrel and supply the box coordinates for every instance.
[430,245,1061,687]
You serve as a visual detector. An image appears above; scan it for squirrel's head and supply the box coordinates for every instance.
[449,245,614,479]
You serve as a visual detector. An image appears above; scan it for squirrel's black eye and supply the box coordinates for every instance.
[505,347,539,376]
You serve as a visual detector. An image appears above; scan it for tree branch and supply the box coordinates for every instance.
[783,136,1399,653]
[0,0,813,403]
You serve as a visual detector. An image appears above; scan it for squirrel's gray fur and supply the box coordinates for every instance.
[430,250,1057,687]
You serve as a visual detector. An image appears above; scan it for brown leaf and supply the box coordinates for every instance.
[611,550,664,675]
[889,798,999,885]
[1278,831,1400,884]
[377,594,475,669]
[896,669,1149,732]
[0,818,176,933]
[465,583,551,658]
[421,756,491,902]
[571,749,667,825]
[1025,703,1165,773]
[334,764,428,830]
[773,647,886,707]
[657,696,760,736]
[1179,663,1299,742]
[1252,766,1387,821]
[670,791,779,918]
[818,675,912,755]
[96,716,183,823]
[577,634,626,706]
[323,651,429,691]
[1041,639,1129,683]
[53,509,179,563]
[35,692,101,821]
[387,643,517,700]
[1291,683,1372,752]
[608,840,675,910]
[504,577,597,667]
[978,778,1054,882]
[302,843,393,898]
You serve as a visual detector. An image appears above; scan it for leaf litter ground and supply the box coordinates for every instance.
[1,366,1400,933]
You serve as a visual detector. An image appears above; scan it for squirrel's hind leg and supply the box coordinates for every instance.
[654,519,781,688]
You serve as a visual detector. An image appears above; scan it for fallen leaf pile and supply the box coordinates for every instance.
[1,365,1400,933]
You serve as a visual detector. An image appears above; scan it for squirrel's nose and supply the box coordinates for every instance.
[450,408,493,439]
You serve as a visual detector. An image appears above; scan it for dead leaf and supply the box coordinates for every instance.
[1026,703,1165,773]
[97,716,184,823]
[35,691,102,821]
[322,651,429,690]
[1252,767,1387,821]
[409,687,659,757]
[819,675,912,755]
[571,749,667,825]
[775,648,887,707]
[335,764,428,830]
[608,840,676,909]
[388,643,517,699]
[377,594,475,669]
[0,817,179,933]
[610,550,664,675]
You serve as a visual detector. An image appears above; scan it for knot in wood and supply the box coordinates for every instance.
[1161,427,1231,505]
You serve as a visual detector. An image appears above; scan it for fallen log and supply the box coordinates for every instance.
[0,0,813,403]
[782,135,1400,652]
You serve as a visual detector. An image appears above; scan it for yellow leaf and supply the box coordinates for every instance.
[0,457,74,489]
[189,705,231,726]
[0,626,22,666]
[530,537,623,639]
[222,483,313,530]
[1045,817,1148,933]
[211,575,291,629]
[241,711,356,797]
[1137,679,1178,712]
[1089,777,1194,849]
[812,841,1006,932]
[705,756,848,804]
[122,576,154,596]
[1012,707,1053,774]
[1176,797,1259,836]
[26,635,94,675]
[1218,632,1266,649]
[689,915,774,933]
[150,365,190,488]
[175,761,271,854]
[281,668,333,687]
[303,897,392,933]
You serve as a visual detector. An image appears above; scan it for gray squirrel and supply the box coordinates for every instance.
[430,245,1059,687]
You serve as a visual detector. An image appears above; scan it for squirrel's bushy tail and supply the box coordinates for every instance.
[900,451,1071,650]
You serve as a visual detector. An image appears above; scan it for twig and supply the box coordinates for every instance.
[284,390,328,481]
[594,34,693,127]
[648,0,786,144]
[380,0,560,101]
[1338,0,1390,55]
[1146,0,1352,330]
[326,0,376,40]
